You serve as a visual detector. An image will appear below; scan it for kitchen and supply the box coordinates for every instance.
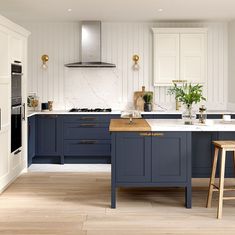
[1,0,235,234]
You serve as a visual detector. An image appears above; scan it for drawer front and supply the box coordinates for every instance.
[64,123,110,140]
[64,140,111,156]
[63,115,120,123]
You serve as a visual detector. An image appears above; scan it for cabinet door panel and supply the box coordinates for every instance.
[152,132,187,182]
[0,26,10,79]
[192,132,217,178]
[116,133,151,183]
[10,34,23,63]
[218,132,235,178]
[36,116,58,155]
[153,34,179,85]
[180,33,206,83]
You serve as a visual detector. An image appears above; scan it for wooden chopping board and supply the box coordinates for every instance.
[134,86,153,111]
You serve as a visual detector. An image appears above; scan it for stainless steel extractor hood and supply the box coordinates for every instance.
[65,21,116,68]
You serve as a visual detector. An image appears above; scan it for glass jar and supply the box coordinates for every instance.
[182,104,196,125]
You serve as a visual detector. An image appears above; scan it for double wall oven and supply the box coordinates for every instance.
[11,63,25,154]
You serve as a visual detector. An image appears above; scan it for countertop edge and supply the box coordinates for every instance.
[27,110,235,118]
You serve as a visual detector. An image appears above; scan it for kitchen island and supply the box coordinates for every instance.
[109,119,235,209]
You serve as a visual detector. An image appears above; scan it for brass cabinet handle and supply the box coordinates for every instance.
[139,133,164,137]
[152,133,164,136]
[79,123,97,127]
[80,117,96,120]
[139,133,152,136]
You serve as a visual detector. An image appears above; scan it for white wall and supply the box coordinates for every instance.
[228,20,235,109]
[22,21,228,110]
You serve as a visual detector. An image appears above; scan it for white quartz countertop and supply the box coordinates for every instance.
[27,110,122,117]
[27,109,235,118]
[147,119,235,132]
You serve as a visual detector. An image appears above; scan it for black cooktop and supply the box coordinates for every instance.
[69,108,112,113]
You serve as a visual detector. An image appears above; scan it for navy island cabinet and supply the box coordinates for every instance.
[111,131,192,209]
[34,115,63,164]
[115,133,151,183]
[218,132,235,177]
[151,132,188,183]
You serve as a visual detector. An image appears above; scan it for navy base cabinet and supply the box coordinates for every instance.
[111,132,192,209]
[34,115,63,164]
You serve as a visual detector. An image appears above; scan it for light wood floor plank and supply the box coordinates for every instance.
[0,172,235,235]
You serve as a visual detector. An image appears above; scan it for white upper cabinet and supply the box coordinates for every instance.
[152,28,207,86]
[10,33,23,63]
[153,33,180,85]
[0,25,10,79]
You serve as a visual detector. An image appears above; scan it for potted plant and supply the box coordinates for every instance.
[143,93,153,112]
[168,83,206,124]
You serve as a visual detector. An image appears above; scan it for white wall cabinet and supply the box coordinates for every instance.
[152,28,207,86]
[10,33,23,63]
[0,15,30,193]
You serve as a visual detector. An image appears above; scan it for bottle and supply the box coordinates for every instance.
[199,105,207,124]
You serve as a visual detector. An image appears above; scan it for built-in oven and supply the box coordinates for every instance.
[11,63,22,106]
[11,63,24,154]
[11,104,22,154]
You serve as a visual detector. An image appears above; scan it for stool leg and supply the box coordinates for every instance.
[217,149,226,219]
[207,147,219,208]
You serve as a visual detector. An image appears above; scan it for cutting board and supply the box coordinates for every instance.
[133,86,153,111]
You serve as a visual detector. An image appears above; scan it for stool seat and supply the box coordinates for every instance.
[213,140,235,149]
[207,141,235,219]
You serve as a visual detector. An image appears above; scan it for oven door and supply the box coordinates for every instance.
[11,64,22,106]
[11,105,22,154]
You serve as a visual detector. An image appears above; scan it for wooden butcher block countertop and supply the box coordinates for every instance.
[109,119,151,132]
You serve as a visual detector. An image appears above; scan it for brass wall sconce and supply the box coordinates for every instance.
[41,54,49,70]
[132,54,140,71]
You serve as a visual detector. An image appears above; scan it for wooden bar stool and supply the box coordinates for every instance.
[206,141,235,219]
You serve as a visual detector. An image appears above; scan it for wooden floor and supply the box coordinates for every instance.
[1,173,235,235]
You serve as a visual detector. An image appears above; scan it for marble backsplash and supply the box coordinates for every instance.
[64,68,125,110]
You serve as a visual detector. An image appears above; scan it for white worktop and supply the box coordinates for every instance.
[147,119,235,132]
[27,109,235,118]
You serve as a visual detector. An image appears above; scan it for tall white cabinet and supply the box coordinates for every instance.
[152,28,207,86]
[0,15,30,193]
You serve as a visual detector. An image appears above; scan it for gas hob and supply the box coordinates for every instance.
[69,108,112,113]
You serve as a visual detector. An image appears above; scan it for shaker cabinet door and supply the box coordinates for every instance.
[153,33,180,86]
[115,133,151,183]
[180,33,207,84]
[9,33,23,63]
[151,132,187,182]
[36,115,59,156]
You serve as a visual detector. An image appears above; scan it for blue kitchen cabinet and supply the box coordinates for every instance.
[28,116,35,167]
[62,115,119,163]
[218,132,235,177]
[111,131,191,208]
[151,132,188,182]
[35,115,63,163]
[192,132,218,178]
[115,132,151,183]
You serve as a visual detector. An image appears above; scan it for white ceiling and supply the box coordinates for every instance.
[0,0,235,22]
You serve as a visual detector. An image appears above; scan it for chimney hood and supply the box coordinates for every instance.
[65,21,116,68]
